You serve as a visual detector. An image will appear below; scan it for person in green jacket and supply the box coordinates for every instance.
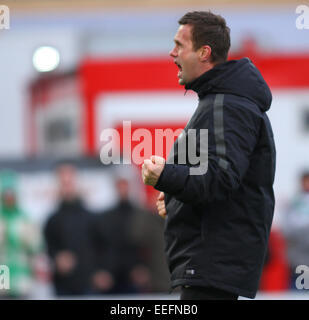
[0,170,41,298]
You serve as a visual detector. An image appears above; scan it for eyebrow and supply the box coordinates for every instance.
[174,39,182,46]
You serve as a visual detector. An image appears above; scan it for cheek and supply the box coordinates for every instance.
[183,54,197,70]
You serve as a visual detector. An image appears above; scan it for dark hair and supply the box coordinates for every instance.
[301,171,309,180]
[178,11,231,64]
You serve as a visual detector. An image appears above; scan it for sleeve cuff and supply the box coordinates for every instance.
[154,163,189,195]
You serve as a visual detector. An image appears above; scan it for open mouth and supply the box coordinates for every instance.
[175,61,182,71]
[175,61,182,78]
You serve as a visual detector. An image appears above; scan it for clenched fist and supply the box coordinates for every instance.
[142,155,165,187]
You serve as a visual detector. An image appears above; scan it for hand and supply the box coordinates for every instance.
[55,251,76,275]
[130,265,152,291]
[92,270,114,292]
[156,192,167,218]
[142,155,165,187]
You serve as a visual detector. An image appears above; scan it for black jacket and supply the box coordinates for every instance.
[44,198,96,295]
[155,58,276,298]
[92,200,146,293]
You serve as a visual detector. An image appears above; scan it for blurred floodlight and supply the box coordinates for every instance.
[32,46,60,72]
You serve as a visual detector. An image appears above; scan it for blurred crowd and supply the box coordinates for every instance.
[260,171,309,292]
[1,163,309,298]
[0,163,170,298]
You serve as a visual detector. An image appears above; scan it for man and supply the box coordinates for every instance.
[92,177,169,294]
[142,11,276,300]
[0,170,41,298]
[281,171,309,289]
[130,189,171,293]
[44,164,96,296]
[92,177,143,294]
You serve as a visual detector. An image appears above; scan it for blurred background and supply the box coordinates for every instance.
[1,0,309,299]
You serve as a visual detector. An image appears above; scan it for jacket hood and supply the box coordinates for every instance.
[185,58,272,112]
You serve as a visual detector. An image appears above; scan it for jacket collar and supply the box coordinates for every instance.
[184,61,229,98]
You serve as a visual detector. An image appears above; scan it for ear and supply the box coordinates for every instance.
[199,45,212,62]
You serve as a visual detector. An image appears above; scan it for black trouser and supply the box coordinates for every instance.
[180,286,238,300]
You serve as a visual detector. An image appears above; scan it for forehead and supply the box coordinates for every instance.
[174,24,193,44]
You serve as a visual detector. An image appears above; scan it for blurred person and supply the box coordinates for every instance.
[129,189,170,293]
[92,177,154,294]
[43,164,96,297]
[259,229,290,292]
[0,170,41,299]
[142,11,276,300]
[281,171,309,289]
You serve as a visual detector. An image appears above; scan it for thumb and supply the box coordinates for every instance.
[144,159,153,169]
[151,155,165,165]
[157,192,164,201]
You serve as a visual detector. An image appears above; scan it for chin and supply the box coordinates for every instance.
[178,78,186,85]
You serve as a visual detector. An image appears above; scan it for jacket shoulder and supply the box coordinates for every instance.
[223,93,264,118]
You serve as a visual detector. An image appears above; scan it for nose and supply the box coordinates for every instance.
[169,46,177,58]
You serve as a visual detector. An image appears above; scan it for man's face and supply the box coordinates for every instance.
[57,165,78,201]
[116,178,129,201]
[169,24,201,85]
[1,190,16,209]
[302,176,309,193]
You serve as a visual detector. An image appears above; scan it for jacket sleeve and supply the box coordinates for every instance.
[154,99,260,204]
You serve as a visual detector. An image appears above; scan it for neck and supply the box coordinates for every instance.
[184,60,224,95]
[196,61,215,78]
